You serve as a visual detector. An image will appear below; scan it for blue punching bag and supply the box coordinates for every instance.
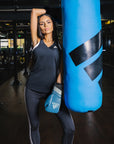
[61,0,103,112]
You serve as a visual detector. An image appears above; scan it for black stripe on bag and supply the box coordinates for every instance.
[69,31,102,66]
[98,78,102,91]
[84,54,102,81]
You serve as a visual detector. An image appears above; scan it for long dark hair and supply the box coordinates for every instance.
[37,14,59,48]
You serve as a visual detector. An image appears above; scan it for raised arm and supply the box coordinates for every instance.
[31,8,46,47]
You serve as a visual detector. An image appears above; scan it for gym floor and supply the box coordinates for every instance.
[0,68,114,144]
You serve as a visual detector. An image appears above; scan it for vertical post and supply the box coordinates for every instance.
[0,39,1,54]
[23,30,28,76]
[12,21,20,86]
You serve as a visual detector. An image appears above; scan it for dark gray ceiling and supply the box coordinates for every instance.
[0,0,114,20]
[0,0,114,21]
[0,0,60,9]
[0,0,114,37]
[101,0,114,19]
[0,0,61,22]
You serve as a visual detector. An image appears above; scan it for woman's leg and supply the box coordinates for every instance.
[25,88,45,144]
[56,99,75,144]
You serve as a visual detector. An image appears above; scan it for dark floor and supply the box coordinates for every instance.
[0,68,114,144]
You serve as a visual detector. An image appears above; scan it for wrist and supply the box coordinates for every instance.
[55,83,63,90]
[53,86,62,95]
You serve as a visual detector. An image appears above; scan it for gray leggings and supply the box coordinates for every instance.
[25,87,75,144]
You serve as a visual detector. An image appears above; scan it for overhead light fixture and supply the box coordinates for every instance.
[105,20,111,25]
[105,20,114,25]
[101,19,108,21]
[5,23,10,26]
[0,9,32,12]
[111,20,114,23]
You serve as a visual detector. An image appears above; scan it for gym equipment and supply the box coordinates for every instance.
[61,0,103,112]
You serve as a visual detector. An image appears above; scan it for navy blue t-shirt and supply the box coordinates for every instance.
[26,40,61,93]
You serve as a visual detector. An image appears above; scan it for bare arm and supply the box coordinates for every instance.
[56,52,63,84]
[56,73,62,84]
[31,8,46,47]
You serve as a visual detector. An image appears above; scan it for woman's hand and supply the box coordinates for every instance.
[31,8,46,17]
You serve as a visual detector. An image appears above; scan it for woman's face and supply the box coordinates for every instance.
[39,15,54,35]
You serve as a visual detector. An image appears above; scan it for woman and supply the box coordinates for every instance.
[25,8,75,144]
